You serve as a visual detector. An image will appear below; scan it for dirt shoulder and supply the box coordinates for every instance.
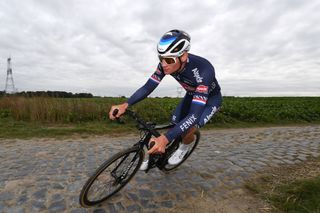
[165,157,320,213]
[164,191,272,213]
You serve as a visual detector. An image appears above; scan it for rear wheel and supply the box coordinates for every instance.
[79,146,144,207]
[163,130,200,171]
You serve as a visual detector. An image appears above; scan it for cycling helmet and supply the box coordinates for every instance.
[157,29,191,57]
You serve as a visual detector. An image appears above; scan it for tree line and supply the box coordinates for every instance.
[0,90,93,98]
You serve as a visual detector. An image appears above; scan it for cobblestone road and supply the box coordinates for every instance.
[0,125,320,213]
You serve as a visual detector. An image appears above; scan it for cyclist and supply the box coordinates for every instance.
[109,29,222,170]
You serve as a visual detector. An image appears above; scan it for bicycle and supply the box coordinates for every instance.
[79,108,200,207]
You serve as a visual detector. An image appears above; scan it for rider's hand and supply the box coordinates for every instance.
[147,134,169,154]
[109,103,129,120]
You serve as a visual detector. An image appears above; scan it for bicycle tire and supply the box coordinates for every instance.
[79,146,144,207]
[163,130,200,171]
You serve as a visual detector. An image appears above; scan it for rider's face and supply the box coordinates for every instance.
[160,52,188,75]
[161,58,181,75]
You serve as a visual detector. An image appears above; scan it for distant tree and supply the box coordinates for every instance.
[3,91,94,98]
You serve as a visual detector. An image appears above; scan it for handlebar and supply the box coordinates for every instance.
[111,108,161,138]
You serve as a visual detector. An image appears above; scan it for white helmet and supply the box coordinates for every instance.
[157,29,191,57]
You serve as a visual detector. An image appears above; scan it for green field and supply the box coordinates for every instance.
[0,96,319,138]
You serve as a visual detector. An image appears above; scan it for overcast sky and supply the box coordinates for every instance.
[0,0,319,97]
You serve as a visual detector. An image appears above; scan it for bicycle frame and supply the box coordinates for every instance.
[114,109,178,173]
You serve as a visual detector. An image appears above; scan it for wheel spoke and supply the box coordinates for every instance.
[83,149,142,204]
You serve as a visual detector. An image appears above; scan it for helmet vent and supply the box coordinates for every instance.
[171,41,185,53]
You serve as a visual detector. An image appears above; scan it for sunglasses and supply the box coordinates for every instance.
[158,56,178,65]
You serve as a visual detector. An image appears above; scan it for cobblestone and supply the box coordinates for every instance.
[31,200,46,211]
[0,125,319,212]
[48,200,67,212]
[0,192,14,201]
[5,206,25,213]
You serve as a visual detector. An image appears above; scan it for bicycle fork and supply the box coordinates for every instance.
[111,151,140,184]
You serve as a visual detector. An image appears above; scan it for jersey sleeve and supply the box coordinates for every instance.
[164,67,214,142]
[127,64,165,106]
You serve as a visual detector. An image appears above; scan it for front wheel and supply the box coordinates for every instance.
[79,146,144,207]
[163,130,200,171]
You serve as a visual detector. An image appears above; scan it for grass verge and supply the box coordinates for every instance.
[245,157,320,213]
[0,118,136,139]
[1,117,320,139]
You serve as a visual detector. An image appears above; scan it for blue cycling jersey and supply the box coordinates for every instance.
[127,53,221,142]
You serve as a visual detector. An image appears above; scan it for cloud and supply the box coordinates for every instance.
[0,0,319,96]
